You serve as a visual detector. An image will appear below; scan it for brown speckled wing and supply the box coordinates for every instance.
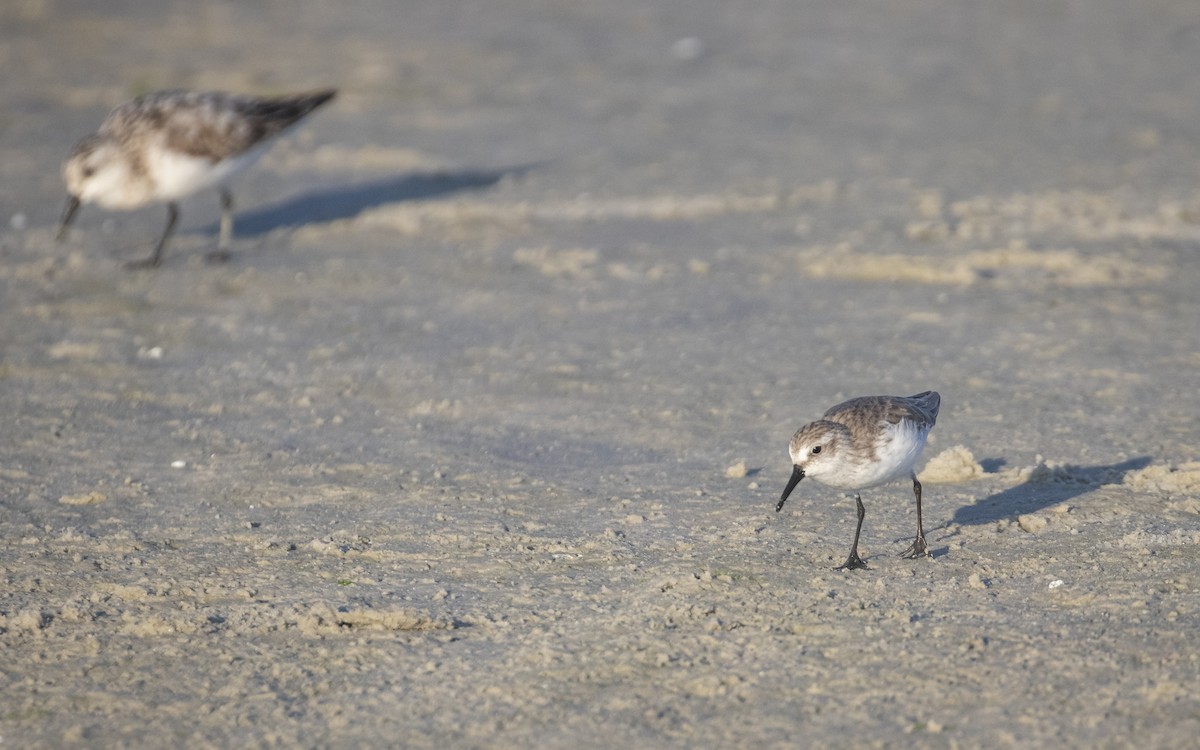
[105,89,336,163]
[165,93,265,161]
[882,397,929,426]
[824,394,935,430]
[825,397,875,427]
[168,90,335,161]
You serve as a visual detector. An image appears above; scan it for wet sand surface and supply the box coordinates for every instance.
[2,1,1199,746]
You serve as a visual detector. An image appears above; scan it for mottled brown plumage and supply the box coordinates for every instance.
[778,391,940,570]
[59,88,336,268]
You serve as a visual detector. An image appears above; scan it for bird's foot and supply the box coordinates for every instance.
[835,551,868,571]
[900,536,929,559]
[205,249,232,264]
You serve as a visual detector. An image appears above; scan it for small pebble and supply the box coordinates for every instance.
[671,37,705,61]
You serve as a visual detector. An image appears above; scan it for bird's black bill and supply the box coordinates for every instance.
[776,465,804,512]
[56,196,81,243]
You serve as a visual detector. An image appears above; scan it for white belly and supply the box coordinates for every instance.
[832,419,929,490]
[147,143,265,201]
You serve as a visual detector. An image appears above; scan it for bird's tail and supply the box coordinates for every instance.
[908,391,941,422]
[251,89,337,133]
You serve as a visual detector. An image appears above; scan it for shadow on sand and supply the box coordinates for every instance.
[198,165,537,237]
[952,456,1152,526]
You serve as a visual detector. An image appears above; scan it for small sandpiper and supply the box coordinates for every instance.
[58,88,336,268]
[776,391,941,570]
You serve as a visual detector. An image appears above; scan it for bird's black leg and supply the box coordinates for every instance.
[207,189,234,263]
[835,494,868,570]
[900,472,929,559]
[126,202,179,269]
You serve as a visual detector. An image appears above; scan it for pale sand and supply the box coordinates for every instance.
[2,1,1199,747]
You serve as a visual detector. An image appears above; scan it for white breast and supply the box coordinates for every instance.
[847,418,929,489]
[146,142,266,201]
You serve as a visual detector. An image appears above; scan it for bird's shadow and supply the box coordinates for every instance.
[196,164,538,237]
[951,456,1152,526]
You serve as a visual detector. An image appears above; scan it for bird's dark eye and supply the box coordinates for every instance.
[82,167,95,178]
[811,446,821,454]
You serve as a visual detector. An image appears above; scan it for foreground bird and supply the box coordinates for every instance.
[776,391,941,570]
[58,88,336,268]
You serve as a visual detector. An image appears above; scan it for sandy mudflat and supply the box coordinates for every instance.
[2,1,1200,747]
